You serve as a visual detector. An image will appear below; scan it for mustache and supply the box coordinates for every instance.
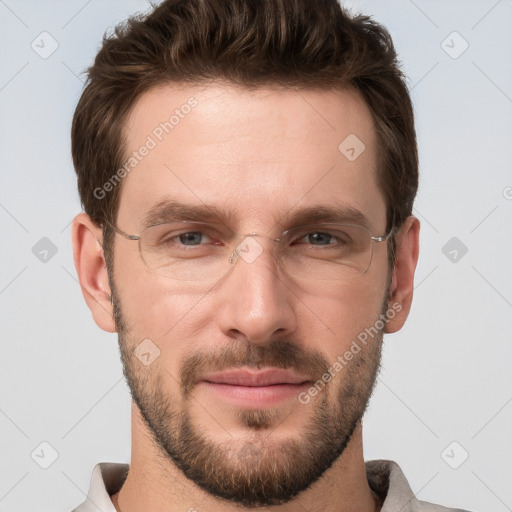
[180,338,330,396]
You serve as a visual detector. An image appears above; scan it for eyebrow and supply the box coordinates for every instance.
[141,200,239,228]
[141,199,373,232]
[278,205,372,230]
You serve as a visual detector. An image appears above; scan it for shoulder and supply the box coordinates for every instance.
[365,459,474,512]
[71,462,129,512]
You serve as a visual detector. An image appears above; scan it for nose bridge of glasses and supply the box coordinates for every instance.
[229,232,283,266]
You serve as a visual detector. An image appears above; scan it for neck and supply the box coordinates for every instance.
[111,403,380,512]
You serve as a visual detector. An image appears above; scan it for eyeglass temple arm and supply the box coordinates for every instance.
[103,219,140,241]
[372,226,397,243]
[375,208,398,242]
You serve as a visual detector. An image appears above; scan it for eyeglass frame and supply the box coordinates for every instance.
[102,216,397,280]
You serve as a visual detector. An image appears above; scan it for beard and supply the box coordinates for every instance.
[111,276,387,507]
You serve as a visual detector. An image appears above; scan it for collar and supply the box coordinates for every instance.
[74,459,419,512]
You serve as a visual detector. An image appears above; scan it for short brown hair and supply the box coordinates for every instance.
[71,0,418,269]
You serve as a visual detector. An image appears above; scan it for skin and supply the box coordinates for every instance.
[72,82,420,512]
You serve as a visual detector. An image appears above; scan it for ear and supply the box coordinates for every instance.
[71,213,116,333]
[384,215,420,333]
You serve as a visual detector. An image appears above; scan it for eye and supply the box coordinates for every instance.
[142,223,226,259]
[148,224,221,250]
[294,230,350,246]
[173,231,213,246]
[301,232,336,245]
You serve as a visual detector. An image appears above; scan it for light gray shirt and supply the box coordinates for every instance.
[72,459,472,512]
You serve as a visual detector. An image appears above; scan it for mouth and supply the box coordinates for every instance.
[197,368,312,408]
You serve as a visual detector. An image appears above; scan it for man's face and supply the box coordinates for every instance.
[109,83,391,506]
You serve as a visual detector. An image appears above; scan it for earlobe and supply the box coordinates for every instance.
[384,216,420,334]
[71,213,116,333]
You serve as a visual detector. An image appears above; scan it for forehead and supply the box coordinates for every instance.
[118,81,385,232]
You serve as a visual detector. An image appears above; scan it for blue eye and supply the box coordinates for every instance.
[304,232,334,245]
[294,230,350,247]
[177,232,210,245]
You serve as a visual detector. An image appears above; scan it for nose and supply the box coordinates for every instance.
[216,235,297,345]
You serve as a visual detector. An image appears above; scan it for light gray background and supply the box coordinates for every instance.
[0,1,511,511]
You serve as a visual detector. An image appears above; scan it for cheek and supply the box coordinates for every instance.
[116,283,207,396]
[299,276,387,360]
[112,243,204,341]
[118,280,212,369]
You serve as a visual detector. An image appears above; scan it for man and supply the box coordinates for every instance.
[70,0,470,510]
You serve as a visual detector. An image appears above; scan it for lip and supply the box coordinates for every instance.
[200,368,311,387]
[197,368,312,408]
